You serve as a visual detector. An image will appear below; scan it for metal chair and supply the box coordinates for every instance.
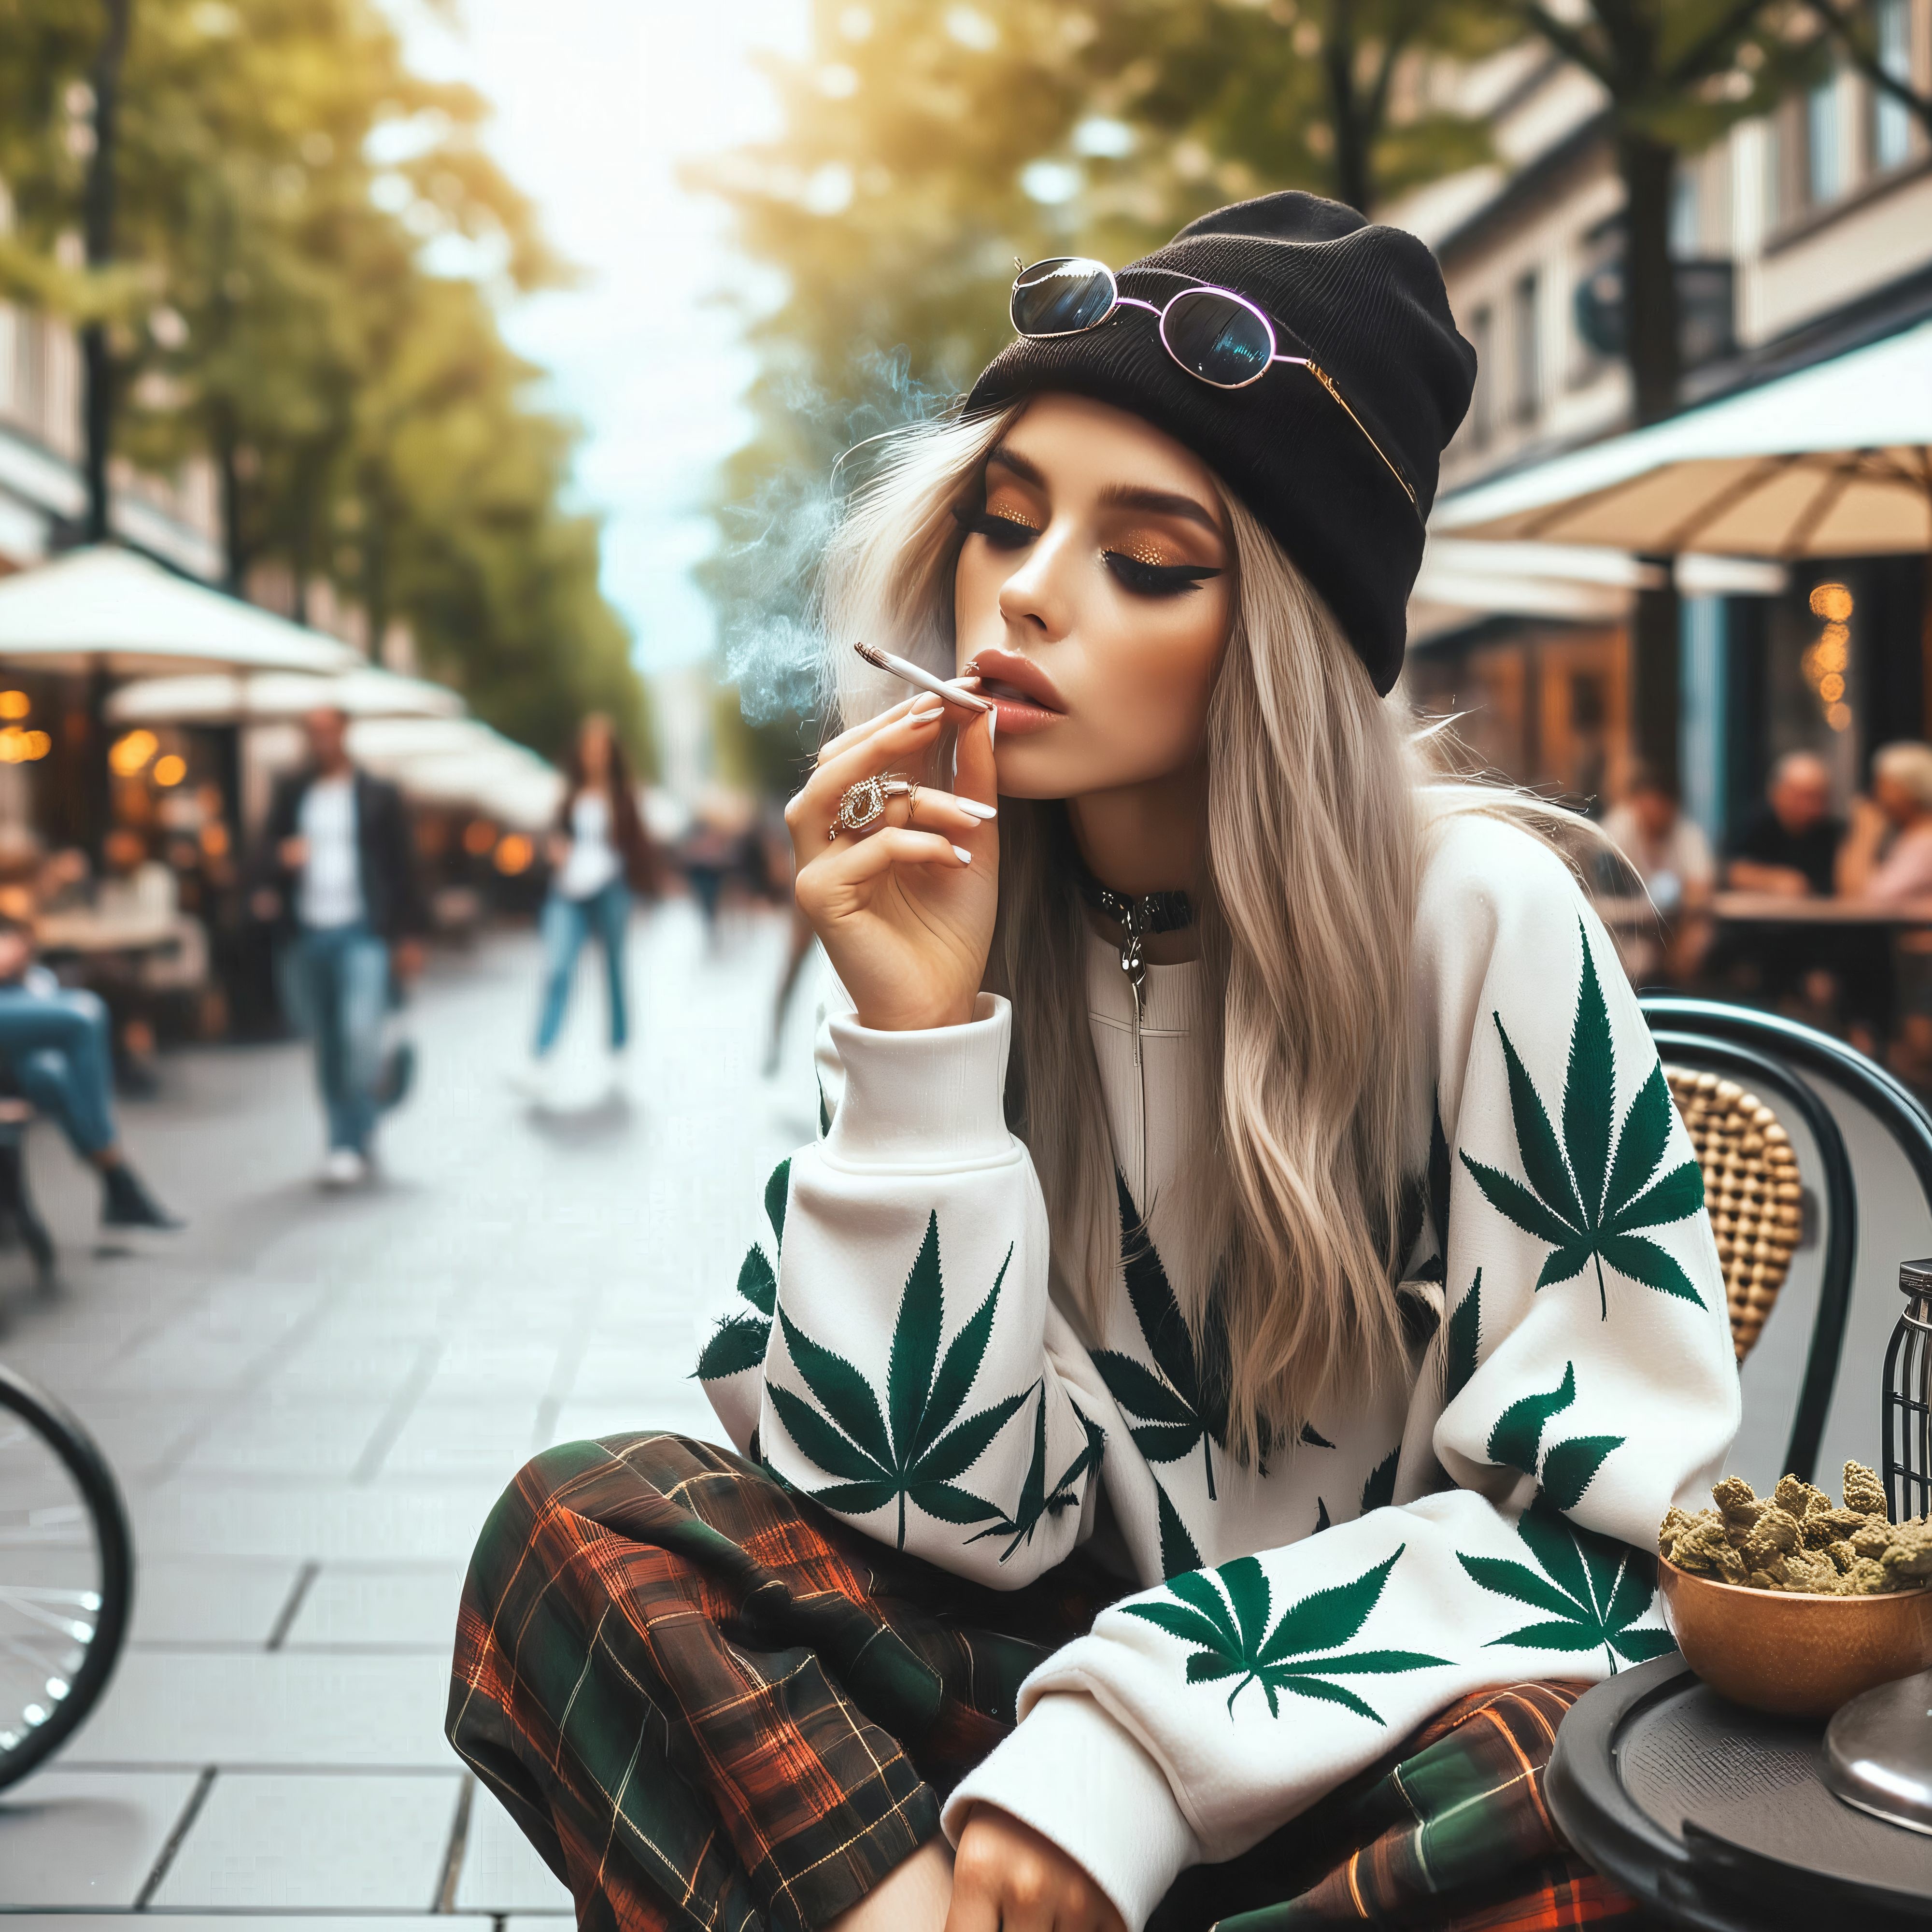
[1641,994,1932,1485]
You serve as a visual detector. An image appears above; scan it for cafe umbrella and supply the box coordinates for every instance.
[0,546,358,851]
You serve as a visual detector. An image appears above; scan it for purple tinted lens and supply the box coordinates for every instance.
[1160,288,1275,387]
[1011,258,1115,336]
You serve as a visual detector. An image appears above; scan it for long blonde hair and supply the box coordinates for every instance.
[817,404,1554,1457]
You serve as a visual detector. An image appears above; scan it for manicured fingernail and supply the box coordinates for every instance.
[952,845,973,864]
[957,799,997,820]
[986,710,997,746]
[910,701,944,723]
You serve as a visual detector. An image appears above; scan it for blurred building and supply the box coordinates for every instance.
[1394,5,1932,838]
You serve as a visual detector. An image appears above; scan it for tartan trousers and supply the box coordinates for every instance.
[446,1431,1652,1932]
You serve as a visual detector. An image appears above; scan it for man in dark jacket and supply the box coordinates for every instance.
[250,707,426,1186]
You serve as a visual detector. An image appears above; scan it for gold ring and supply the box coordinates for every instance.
[829,775,911,841]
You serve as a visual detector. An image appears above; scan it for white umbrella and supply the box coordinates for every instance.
[1433,320,1932,556]
[0,546,358,675]
[346,716,563,828]
[107,665,465,725]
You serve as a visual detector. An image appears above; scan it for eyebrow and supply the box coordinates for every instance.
[984,447,1223,540]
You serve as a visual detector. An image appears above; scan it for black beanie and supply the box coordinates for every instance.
[965,192,1476,696]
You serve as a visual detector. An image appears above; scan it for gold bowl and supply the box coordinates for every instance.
[1659,1559,1932,1717]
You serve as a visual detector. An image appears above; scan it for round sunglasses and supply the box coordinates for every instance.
[1009,256,1417,511]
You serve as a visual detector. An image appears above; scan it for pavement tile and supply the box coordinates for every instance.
[0,1920,450,1932]
[284,1563,469,1650]
[60,1650,451,1768]
[126,1478,506,1562]
[151,1771,464,1908]
[376,1398,547,1481]
[455,1784,575,1912]
[174,1397,392,1479]
[0,1768,199,1906]
[128,1556,305,1646]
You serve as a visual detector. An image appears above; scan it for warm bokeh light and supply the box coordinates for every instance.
[0,691,29,721]
[1809,582,1854,622]
[494,833,535,875]
[153,753,188,787]
[0,727,51,763]
[200,822,230,857]
[1827,702,1853,732]
[110,729,158,776]
[463,817,498,855]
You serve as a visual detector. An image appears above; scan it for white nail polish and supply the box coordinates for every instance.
[986,709,997,746]
[958,799,997,820]
[910,702,945,723]
[952,845,973,864]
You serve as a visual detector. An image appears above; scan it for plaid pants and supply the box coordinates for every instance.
[447,1432,1650,1932]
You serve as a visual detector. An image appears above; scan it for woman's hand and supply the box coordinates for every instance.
[786,696,998,1032]
[945,1805,1124,1932]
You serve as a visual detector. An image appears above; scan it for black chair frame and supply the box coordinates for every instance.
[1640,994,1932,1485]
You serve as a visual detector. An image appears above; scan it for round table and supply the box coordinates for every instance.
[1548,1655,1932,1928]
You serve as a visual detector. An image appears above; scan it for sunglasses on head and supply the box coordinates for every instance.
[1009,256,1417,512]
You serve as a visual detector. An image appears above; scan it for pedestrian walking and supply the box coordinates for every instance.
[450,195,1735,1932]
[250,706,426,1188]
[0,917,179,1229]
[513,714,656,1096]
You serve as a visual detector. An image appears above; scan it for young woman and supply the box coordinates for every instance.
[451,194,1737,1932]
[520,714,656,1084]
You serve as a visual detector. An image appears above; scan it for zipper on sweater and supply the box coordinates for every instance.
[1117,902,1150,1206]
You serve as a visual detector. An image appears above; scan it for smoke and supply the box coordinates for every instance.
[713,346,955,727]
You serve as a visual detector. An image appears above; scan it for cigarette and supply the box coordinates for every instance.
[853,640,991,713]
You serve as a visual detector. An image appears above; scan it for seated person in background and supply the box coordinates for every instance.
[0,917,180,1228]
[1602,763,1715,985]
[1841,741,1932,903]
[1718,751,1850,1022]
[1727,751,1843,899]
[96,827,212,1088]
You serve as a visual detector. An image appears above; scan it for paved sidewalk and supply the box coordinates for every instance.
[0,903,815,1921]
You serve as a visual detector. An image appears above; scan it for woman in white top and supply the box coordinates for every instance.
[525,715,655,1076]
[451,195,1733,1932]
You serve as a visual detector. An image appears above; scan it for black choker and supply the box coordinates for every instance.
[1075,869,1193,987]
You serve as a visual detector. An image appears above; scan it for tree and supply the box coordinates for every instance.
[1501,0,1810,784]
[0,0,649,766]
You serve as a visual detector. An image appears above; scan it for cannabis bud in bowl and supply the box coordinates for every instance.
[1654,1463,1932,1716]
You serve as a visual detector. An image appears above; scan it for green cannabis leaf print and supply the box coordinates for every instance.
[768,1212,1028,1549]
[696,1159,789,1380]
[1459,1500,1675,1674]
[968,1387,1105,1563]
[1092,1173,1231,1500]
[1460,923,1705,1319]
[1487,1363,1624,1511]
[1444,1269,1482,1405]
[1154,1475,1202,1579]
[1122,1548,1448,1722]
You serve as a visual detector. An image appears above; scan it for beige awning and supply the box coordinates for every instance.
[0,546,359,676]
[1433,320,1932,555]
[107,666,465,724]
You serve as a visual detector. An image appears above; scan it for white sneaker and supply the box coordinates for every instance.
[321,1147,369,1189]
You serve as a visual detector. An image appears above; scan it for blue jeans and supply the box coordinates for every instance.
[0,984,116,1156]
[282,923,390,1152]
[534,881,630,1056]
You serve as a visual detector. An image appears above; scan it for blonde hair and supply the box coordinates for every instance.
[1875,742,1932,813]
[816,404,1566,1456]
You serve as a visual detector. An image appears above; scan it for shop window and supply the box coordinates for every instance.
[1468,304,1494,449]
[1874,0,1914,171]
[1512,271,1540,425]
[1806,71,1843,206]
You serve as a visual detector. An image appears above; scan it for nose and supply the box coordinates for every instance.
[995,524,1078,641]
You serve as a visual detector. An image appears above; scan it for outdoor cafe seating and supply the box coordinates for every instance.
[1552,996,1932,1926]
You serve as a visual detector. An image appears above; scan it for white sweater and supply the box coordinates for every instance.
[698,812,1738,1929]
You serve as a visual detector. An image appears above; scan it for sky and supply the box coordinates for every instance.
[396,0,810,679]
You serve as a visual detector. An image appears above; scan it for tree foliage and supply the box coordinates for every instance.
[0,0,646,764]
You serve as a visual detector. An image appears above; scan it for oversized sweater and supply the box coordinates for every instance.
[696,810,1739,1929]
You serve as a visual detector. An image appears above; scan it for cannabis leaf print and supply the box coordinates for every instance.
[1122,1549,1448,1723]
[1093,1173,1230,1500]
[768,1212,1028,1549]
[1459,1499,1675,1674]
[696,1159,789,1380]
[1444,1269,1481,1405]
[1487,1363,1624,1511]
[1154,1476,1202,1579]
[1461,923,1705,1318]
[967,1387,1105,1563]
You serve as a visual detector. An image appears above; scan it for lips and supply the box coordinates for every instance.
[963,649,1066,736]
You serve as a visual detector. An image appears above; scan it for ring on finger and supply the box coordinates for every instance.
[829,775,913,841]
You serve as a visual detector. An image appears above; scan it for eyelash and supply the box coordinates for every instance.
[953,506,1223,600]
